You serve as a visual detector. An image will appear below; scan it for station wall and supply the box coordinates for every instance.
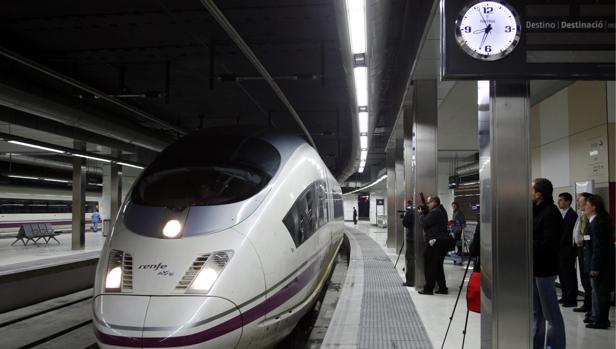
[531,81,615,217]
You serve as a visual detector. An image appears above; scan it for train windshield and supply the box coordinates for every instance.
[132,135,280,208]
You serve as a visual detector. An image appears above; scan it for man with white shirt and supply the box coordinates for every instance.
[572,192,593,315]
[557,192,578,307]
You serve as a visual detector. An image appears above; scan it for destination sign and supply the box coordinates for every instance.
[442,0,615,80]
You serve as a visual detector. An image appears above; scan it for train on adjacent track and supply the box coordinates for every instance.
[93,128,345,349]
[0,185,100,235]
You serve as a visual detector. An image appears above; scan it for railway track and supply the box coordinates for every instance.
[0,289,97,349]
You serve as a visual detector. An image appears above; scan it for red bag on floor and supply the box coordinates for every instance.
[467,271,481,313]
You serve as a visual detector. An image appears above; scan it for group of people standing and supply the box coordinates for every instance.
[532,178,614,349]
[398,178,614,349]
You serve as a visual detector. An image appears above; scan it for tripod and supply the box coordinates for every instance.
[394,240,404,269]
[440,254,474,349]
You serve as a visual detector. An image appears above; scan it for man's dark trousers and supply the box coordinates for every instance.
[559,243,578,303]
[423,238,448,291]
[577,246,592,309]
[405,237,414,284]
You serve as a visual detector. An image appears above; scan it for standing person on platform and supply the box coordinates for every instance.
[402,200,415,287]
[417,195,449,295]
[572,192,593,316]
[451,201,466,256]
[352,207,358,225]
[582,195,615,329]
[557,192,578,307]
[532,178,566,349]
[91,209,101,232]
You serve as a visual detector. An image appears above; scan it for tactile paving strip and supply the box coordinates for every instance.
[348,227,432,349]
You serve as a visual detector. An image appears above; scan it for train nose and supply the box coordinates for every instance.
[94,295,243,349]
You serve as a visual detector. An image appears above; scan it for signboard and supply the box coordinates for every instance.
[376,199,384,216]
[442,0,615,80]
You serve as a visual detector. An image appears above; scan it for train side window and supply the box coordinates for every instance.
[316,182,328,228]
[283,206,301,246]
[283,183,321,247]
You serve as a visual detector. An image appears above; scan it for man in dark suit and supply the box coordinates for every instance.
[557,192,578,307]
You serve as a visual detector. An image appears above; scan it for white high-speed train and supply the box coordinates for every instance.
[93,129,345,349]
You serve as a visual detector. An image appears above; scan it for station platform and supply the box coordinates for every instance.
[0,231,103,276]
[324,221,614,349]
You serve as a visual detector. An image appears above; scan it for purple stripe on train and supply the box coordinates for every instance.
[95,251,327,348]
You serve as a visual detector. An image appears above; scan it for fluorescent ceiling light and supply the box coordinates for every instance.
[345,0,367,54]
[117,161,145,170]
[359,112,368,133]
[360,160,366,168]
[360,135,368,149]
[358,167,364,173]
[73,153,111,163]
[360,150,367,161]
[88,182,103,187]
[8,140,65,154]
[353,66,368,107]
[8,174,39,180]
[344,174,388,195]
[43,178,70,183]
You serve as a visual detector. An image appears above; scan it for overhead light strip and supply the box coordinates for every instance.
[1,132,145,170]
[345,0,369,174]
[7,140,66,154]
[344,174,388,195]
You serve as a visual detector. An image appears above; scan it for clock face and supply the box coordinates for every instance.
[455,0,521,61]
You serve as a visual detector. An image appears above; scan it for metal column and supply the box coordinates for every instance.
[403,104,415,284]
[386,142,397,247]
[479,80,532,349]
[412,79,437,288]
[393,125,405,250]
[71,141,86,250]
[110,162,121,224]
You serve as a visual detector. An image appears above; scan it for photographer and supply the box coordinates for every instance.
[417,195,449,295]
[402,200,414,287]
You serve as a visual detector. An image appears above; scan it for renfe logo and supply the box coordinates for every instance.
[138,263,168,271]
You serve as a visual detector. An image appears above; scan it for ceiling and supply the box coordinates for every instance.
[0,0,438,191]
[0,0,358,182]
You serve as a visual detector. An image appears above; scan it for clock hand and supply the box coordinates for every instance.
[478,24,493,49]
[473,28,486,34]
[475,7,488,29]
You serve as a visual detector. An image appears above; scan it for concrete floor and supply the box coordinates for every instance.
[0,231,104,276]
[353,220,615,349]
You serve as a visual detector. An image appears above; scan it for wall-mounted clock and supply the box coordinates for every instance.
[455,0,521,61]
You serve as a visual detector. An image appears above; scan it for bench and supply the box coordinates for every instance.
[11,223,60,246]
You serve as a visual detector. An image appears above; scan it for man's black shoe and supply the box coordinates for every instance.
[583,317,593,324]
[435,288,449,295]
[562,302,577,308]
[402,282,412,287]
[572,306,589,312]
[586,322,610,329]
[417,289,434,295]
[558,298,565,304]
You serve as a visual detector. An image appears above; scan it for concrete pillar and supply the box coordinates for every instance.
[479,80,532,348]
[71,140,86,250]
[412,79,438,288]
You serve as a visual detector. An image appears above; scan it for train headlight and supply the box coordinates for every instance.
[191,266,220,292]
[106,266,122,289]
[162,219,182,238]
[186,250,233,294]
[104,249,133,292]
[105,249,124,292]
